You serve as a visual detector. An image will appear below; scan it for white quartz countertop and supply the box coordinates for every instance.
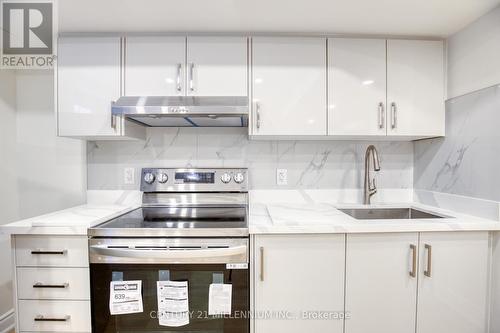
[249,190,500,234]
[2,189,500,236]
[0,204,138,235]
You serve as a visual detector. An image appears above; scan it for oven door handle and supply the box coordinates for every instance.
[90,245,247,260]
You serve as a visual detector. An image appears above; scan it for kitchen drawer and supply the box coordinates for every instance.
[17,267,90,300]
[18,300,91,332]
[15,235,88,267]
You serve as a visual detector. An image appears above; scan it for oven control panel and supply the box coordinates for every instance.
[140,168,248,192]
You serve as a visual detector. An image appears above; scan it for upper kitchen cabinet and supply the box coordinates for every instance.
[186,36,248,96]
[328,38,444,139]
[125,36,186,96]
[328,38,387,136]
[386,40,444,137]
[251,37,327,136]
[125,36,248,96]
[57,37,145,140]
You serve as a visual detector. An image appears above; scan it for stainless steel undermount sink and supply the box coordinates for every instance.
[338,207,448,220]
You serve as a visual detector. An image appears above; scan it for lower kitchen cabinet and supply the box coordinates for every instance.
[253,234,345,333]
[345,233,419,333]
[416,232,489,333]
[344,231,490,333]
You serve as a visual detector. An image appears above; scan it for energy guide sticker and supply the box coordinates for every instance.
[109,280,143,315]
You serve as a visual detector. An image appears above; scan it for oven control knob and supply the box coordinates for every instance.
[157,173,168,183]
[143,172,155,184]
[220,172,232,183]
[234,172,245,184]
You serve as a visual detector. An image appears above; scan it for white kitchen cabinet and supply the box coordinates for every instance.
[187,36,248,96]
[13,235,91,333]
[251,37,327,136]
[253,234,345,333]
[125,36,247,97]
[416,232,489,333]
[328,38,387,136]
[345,233,419,333]
[57,37,145,140]
[125,36,186,96]
[387,40,445,137]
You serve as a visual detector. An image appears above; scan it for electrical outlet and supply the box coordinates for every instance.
[124,167,135,185]
[276,168,288,186]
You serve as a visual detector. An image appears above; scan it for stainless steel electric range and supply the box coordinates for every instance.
[88,168,249,333]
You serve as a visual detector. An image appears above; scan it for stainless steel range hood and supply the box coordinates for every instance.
[111,96,248,127]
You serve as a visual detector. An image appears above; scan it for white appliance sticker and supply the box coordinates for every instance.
[109,280,143,315]
[208,284,232,315]
[157,281,190,327]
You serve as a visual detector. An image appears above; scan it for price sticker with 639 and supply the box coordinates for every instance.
[109,280,143,315]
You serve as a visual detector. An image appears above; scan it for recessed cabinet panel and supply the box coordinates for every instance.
[187,36,248,96]
[416,232,489,333]
[57,37,122,137]
[125,36,186,96]
[329,38,387,136]
[387,40,444,137]
[251,37,327,136]
[254,234,345,333]
[345,233,418,333]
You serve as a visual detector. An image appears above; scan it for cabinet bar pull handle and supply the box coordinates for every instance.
[189,63,195,92]
[378,102,385,129]
[33,282,69,289]
[176,63,182,92]
[31,250,67,255]
[259,246,264,281]
[424,244,432,277]
[391,102,397,129]
[409,244,417,278]
[34,315,70,322]
[255,102,261,130]
[111,114,117,131]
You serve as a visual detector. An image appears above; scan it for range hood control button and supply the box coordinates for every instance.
[157,173,168,183]
[221,173,232,183]
[144,172,156,184]
[234,172,245,184]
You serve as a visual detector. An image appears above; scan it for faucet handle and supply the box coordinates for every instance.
[369,178,377,192]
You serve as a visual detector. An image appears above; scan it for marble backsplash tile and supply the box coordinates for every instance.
[414,85,500,202]
[87,127,413,190]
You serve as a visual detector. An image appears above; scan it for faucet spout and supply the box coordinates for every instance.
[364,145,381,205]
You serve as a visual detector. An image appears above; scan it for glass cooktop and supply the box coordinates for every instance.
[89,206,248,237]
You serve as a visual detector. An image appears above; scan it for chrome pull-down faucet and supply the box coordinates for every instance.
[364,145,381,205]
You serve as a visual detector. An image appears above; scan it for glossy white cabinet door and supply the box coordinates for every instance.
[187,36,248,96]
[345,233,418,333]
[254,234,345,333]
[58,37,122,137]
[251,37,327,136]
[329,38,387,136]
[417,232,489,333]
[125,36,186,96]
[387,40,445,137]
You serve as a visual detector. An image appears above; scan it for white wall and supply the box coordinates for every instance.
[15,71,87,218]
[447,5,500,99]
[0,71,18,320]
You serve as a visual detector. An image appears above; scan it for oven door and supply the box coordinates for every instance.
[89,238,249,333]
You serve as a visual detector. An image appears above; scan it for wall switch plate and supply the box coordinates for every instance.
[276,168,288,186]
[124,167,135,185]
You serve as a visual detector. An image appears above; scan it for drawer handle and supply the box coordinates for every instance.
[31,250,67,255]
[33,282,69,289]
[34,315,71,322]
